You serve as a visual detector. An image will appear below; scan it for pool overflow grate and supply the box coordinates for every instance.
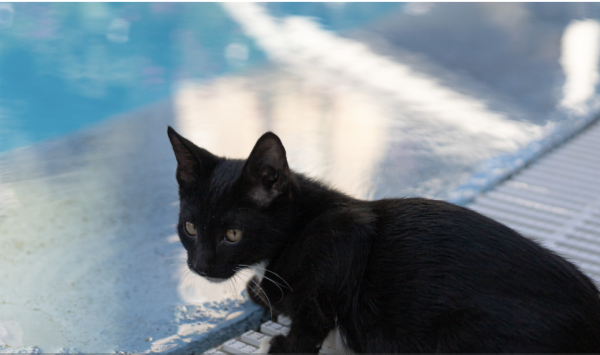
[203,119,600,354]
[203,315,344,354]
[468,118,600,286]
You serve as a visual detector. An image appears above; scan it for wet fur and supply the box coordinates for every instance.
[168,127,600,353]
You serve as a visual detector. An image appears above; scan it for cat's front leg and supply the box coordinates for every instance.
[268,330,327,353]
[246,276,271,311]
[267,334,291,353]
[267,296,333,353]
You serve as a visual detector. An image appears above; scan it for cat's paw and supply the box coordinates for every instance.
[246,276,270,309]
[267,335,286,354]
[267,334,320,354]
[257,337,271,354]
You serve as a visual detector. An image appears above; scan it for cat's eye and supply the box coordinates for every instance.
[225,229,243,243]
[184,222,197,236]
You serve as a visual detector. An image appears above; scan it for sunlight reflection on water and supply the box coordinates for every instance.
[560,19,600,113]
[2,2,600,353]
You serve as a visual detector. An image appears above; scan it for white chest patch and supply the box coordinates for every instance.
[321,327,352,354]
[249,266,351,353]
[275,315,351,354]
[251,260,268,283]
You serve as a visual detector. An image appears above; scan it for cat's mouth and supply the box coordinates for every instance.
[189,268,228,283]
[203,276,227,284]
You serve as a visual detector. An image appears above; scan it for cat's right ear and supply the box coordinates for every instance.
[167,126,219,188]
[242,132,290,207]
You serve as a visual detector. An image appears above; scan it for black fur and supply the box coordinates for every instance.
[168,127,600,353]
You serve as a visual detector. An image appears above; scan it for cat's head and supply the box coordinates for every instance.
[167,127,293,283]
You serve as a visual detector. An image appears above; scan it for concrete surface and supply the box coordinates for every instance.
[2,2,600,353]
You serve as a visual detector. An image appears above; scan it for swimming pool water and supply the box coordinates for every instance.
[0,2,401,153]
[2,2,600,353]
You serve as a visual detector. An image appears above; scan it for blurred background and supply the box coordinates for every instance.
[2,2,600,353]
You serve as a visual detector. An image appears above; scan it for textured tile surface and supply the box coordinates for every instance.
[3,3,600,353]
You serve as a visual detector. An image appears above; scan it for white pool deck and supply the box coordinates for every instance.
[469,118,600,287]
[2,3,600,354]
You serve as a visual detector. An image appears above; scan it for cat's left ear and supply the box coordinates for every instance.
[242,132,290,207]
[167,126,219,189]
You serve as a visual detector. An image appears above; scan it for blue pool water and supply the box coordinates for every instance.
[3,2,600,353]
[0,2,402,153]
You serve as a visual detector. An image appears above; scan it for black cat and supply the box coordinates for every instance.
[167,127,600,353]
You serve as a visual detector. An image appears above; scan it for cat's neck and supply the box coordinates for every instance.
[291,172,358,221]
[264,172,357,267]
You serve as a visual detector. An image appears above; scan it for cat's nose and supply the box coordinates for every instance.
[194,252,210,276]
[192,264,208,276]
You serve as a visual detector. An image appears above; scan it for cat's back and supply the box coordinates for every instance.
[369,198,598,290]
[340,198,600,352]
[368,198,595,288]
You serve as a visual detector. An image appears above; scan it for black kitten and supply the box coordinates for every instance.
[167,127,600,353]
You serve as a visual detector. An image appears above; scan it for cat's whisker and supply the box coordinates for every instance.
[167,260,185,267]
[224,276,233,298]
[228,279,233,296]
[251,271,285,288]
[240,264,288,286]
[156,191,180,200]
[233,269,251,302]
[231,272,245,301]
[175,266,188,281]
[239,264,293,292]
[173,264,192,283]
[154,255,187,266]
[191,272,204,297]
[248,275,273,320]
[179,269,192,288]
[183,269,200,293]
[168,256,188,264]
[159,174,179,187]
[237,267,285,302]
[230,269,243,298]
[257,274,285,298]
[158,254,185,261]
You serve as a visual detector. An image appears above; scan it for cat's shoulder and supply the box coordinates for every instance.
[303,201,377,232]
[371,197,491,222]
[306,197,477,230]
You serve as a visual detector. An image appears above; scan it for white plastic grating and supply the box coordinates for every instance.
[203,316,345,354]
[468,119,600,285]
